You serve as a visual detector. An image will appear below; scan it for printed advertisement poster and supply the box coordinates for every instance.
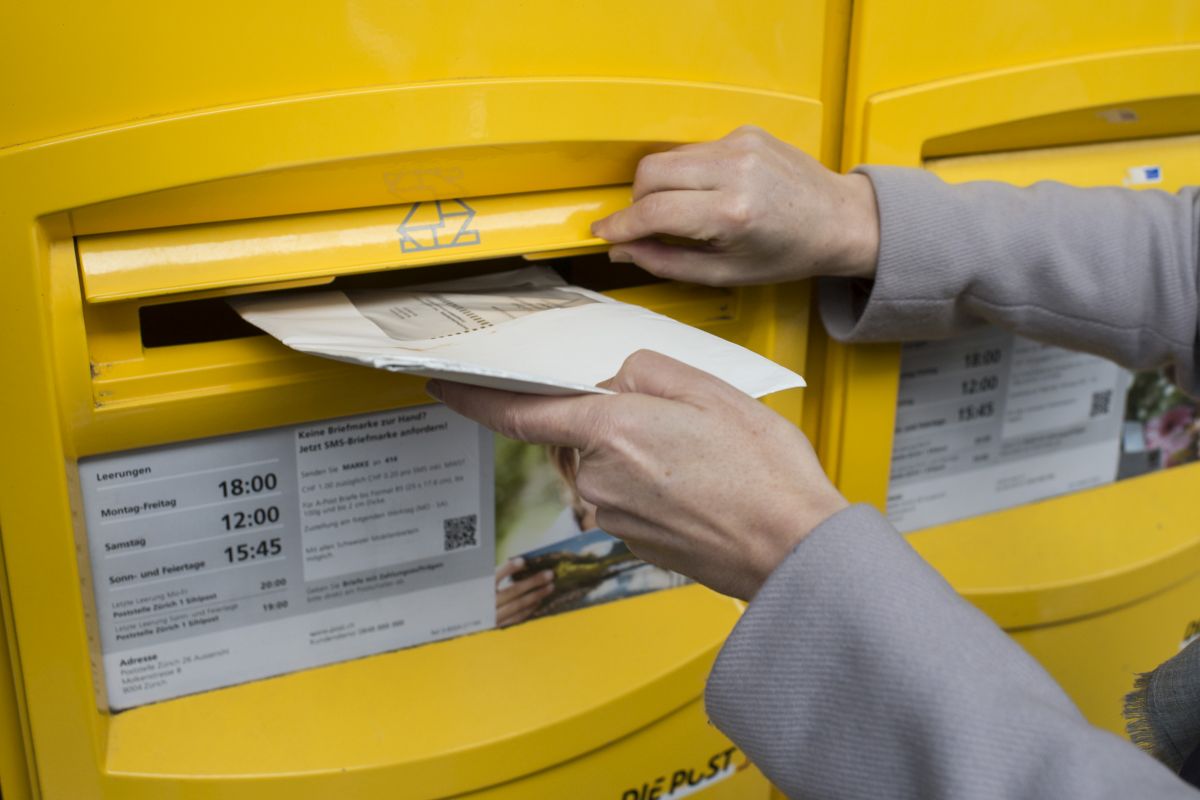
[492,436,688,628]
[80,405,683,710]
[1117,368,1200,478]
[887,327,1131,532]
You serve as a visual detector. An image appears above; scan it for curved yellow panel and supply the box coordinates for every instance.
[78,186,628,302]
[0,1,827,149]
[103,587,741,796]
[854,45,1200,168]
[846,0,1200,161]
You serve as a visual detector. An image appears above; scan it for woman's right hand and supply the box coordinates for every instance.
[435,350,848,602]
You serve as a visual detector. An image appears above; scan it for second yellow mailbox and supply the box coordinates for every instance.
[824,0,1200,736]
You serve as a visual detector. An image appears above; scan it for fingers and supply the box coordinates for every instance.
[591,191,723,244]
[597,349,743,403]
[629,130,780,201]
[428,380,604,449]
[607,238,738,285]
[594,126,786,244]
[631,151,721,200]
[591,508,678,571]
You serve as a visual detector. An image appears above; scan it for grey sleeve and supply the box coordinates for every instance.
[819,167,1200,393]
[705,505,1197,799]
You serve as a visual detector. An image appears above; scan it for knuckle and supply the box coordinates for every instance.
[573,463,604,507]
[654,261,689,281]
[721,193,754,230]
[633,154,665,187]
[730,124,765,141]
[620,348,675,381]
[638,256,676,280]
[623,349,657,373]
[497,404,531,442]
[732,150,762,177]
[709,266,741,287]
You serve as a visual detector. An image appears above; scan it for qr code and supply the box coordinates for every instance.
[1090,390,1113,418]
[443,514,478,552]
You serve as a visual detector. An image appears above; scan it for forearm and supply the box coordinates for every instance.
[705,505,1196,799]
[820,168,1200,393]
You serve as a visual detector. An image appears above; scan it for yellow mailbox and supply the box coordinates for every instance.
[819,0,1200,735]
[0,2,852,798]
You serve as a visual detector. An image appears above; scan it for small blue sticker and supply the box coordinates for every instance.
[1125,165,1163,186]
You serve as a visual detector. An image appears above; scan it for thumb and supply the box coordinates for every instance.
[597,350,743,403]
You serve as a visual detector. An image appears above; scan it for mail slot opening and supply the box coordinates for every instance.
[139,298,261,347]
[138,253,661,348]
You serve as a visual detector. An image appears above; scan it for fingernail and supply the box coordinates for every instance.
[425,380,444,401]
[513,557,525,568]
[609,248,632,263]
[541,570,554,581]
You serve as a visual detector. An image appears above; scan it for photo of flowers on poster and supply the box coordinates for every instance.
[1119,368,1200,478]
[492,435,687,627]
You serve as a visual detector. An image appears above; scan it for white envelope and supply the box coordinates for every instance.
[231,266,805,397]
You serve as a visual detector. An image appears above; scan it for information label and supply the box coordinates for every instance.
[888,328,1130,532]
[80,405,494,710]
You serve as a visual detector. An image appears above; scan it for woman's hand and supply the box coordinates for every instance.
[432,351,848,601]
[591,126,879,286]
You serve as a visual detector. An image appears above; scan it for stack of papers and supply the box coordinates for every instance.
[231,266,804,397]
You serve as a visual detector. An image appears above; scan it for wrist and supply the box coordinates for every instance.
[746,492,850,600]
[833,172,880,280]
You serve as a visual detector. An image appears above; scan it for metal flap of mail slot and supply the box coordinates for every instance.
[76,185,627,303]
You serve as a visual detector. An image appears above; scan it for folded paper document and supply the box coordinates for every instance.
[231,267,804,397]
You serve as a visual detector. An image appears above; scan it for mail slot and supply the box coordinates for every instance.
[0,2,850,798]
[820,0,1200,736]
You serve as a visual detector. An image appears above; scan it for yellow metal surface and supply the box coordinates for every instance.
[0,1,830,150]
[68,140,698,238]
[0,2,845,797]
[456,699,768,799]
[854,45,1200,170]
[101,586,746,798]
[79,186,629,303]
[832,0,1200,734]
[908,464,1200,630]
[0,532,35,800]
[844,0,1200,168]
[1010,572,1200,735]
[928,132,1200,188]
